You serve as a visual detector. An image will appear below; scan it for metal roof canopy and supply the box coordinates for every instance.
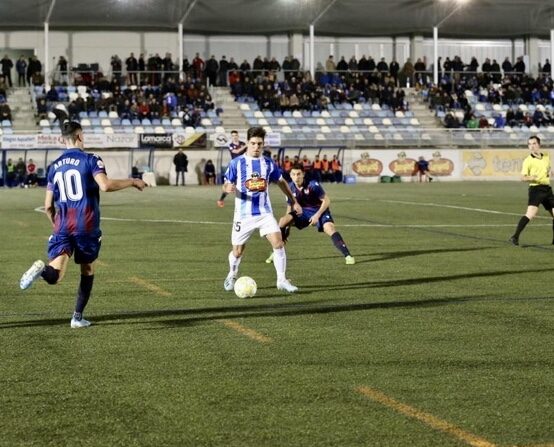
[0,0,553,38]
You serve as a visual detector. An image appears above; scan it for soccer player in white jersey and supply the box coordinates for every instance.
[222,126,302,293]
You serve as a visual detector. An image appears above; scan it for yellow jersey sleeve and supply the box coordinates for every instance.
[522,154,550,186]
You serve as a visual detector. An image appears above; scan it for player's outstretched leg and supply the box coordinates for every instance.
[510,216,530,246]
[330,232,355,264]
[272,247,298,293]
[20,260,46,290]
[224,251,242,291]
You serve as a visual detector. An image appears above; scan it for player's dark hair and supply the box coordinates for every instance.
[231,130,238,134]
[247,126,266,141]
[53,108,82,142]
[529,135,541,145]
[290,163,304,171]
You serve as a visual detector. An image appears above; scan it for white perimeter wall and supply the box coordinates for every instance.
[0,30,551,74]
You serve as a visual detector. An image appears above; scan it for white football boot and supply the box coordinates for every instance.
[20,260,45,290]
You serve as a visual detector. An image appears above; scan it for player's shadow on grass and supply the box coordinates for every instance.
[292,246,497,264]
[2,267,553,330]
[354,246,498,264]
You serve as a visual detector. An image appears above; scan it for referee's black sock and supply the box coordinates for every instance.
[513,216,530,238]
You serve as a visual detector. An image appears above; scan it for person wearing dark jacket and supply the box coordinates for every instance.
[173,149,189,186]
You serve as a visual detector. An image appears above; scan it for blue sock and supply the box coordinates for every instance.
[75,275,94,314]
[331,232,351,257]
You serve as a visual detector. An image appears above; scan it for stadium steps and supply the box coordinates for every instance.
[9,87,39,131]
[407,88,449,145]
[211,86,248,131]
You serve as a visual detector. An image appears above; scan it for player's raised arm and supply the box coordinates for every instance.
[277,176,302,215]
[94,172,147,192]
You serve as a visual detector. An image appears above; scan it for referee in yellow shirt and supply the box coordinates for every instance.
[510,135,554,245]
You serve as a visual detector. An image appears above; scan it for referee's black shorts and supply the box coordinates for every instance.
[528,185,554,209]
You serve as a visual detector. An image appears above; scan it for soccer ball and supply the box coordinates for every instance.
[234,276,257,298]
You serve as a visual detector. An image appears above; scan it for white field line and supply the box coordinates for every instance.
[33,204,550,228]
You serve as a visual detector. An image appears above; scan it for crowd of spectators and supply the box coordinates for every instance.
[231,69,408,113]
[37,75,216,127]
[423,66,554,129]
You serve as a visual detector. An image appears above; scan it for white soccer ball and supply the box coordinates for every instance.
[234,276,257,298]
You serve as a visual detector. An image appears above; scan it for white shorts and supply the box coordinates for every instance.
[231,214,280,246]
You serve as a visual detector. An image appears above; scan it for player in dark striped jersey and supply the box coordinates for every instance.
[266,164,355,265]
[20,108,147,328]
[217,130,246,207]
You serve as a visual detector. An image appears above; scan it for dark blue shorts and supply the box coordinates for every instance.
[47,233,102,264]
[292,208,334,232]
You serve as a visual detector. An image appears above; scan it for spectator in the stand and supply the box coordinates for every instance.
[182,56,191,76]
[138,53,146,78]
[400,58,415,87]
[390,59,400,85]
[162,52,173,81]
[126,52,138,85]
[269,57,280,72]
[228,57,238,72]
[348,56,358,71]
[16,56,27,87]
[218,55,229,86]
[358,55,369,72]
[27,55,42,85]
[542,59,551,75]
[0,75,7,98]
[414,58,426,85]
[514,56,525,74]
[325,55,336,73]
[468,57,479,73]
[204,159,216,185]
[56,56,68,84]
[239,59,251,80]
[0,101,12,122]
[290,56,301,76]
[367,56,376,72]
[1,55,13,88]
[502,57,513,74]
[192,53,205,80]
[377,57,388,74]
[482,58,492,74]
[111,55,122,82]
[336,56,348,72]
[252,55,263,76]
[282,56,292,78]
[491,59,501,82]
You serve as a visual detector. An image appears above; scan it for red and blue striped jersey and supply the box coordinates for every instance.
[288,180,325,212]
[46,148,106,236]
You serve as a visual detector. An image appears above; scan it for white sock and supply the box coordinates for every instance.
[228,251,241,278]
[272,247,286,282]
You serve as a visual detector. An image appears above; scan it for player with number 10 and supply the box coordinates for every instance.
[19,108,147,328]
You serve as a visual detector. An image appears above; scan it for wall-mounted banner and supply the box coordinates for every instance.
[139,133,173,148]
[462,150,529,178]
[173,132,207,148]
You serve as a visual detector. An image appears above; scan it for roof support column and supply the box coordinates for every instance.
[551,29,554,79]
[44,22,49,89]
[178,22,183,81]
[524,36,539,77]
[433,27,438,85]
[309,24,315,80]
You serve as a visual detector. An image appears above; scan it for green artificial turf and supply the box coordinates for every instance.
[0,182,552,446]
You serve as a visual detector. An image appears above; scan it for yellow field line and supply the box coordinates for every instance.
[355,386,498,447]
[219,319,272,344]
[129,276,172,297]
